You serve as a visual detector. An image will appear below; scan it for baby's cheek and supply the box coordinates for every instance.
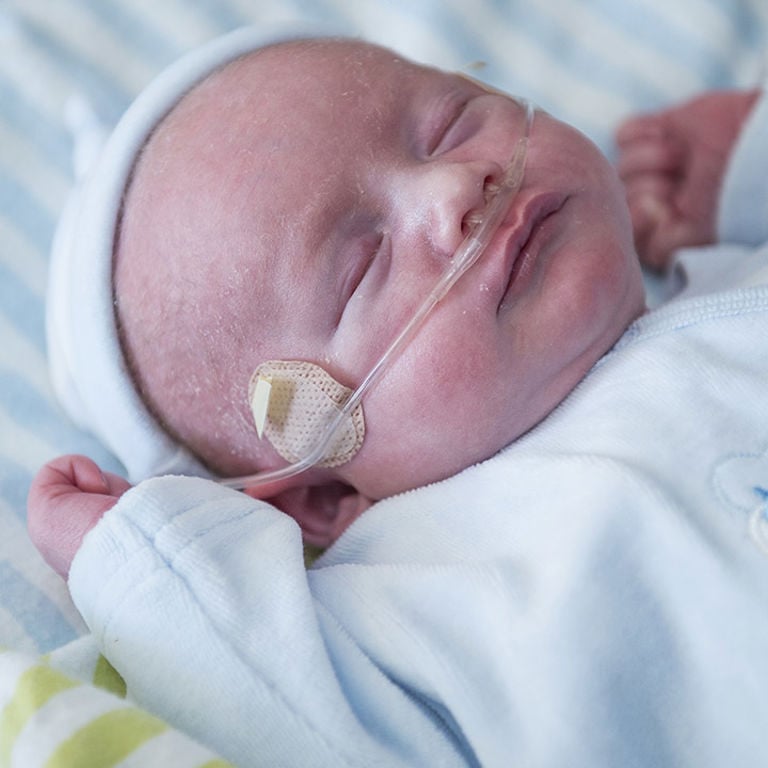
[396,338,498,441]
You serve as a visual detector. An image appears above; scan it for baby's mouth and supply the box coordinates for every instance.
[497,192,567,309]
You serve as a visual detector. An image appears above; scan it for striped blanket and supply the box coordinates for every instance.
[0,641,231,767]
[1,0,766,765]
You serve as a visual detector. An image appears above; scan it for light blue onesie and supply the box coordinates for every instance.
[69,90,768,768]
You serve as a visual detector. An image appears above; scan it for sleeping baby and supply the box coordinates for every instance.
[29,28,768,768]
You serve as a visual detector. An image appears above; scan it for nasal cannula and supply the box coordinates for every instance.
[221,99,534,491]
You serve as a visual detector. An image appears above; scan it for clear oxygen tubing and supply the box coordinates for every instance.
[221,99,534,491]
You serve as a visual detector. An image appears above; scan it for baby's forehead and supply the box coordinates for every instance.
[182,38,411,109]
[142,39,392,179]
[134,39,427,238]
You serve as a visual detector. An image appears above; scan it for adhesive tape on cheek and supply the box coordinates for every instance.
[248,360,365,468]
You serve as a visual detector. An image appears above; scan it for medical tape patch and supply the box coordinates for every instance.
[248,360,365,467]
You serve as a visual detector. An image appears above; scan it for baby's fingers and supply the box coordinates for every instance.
[616,111,685,179]
[623,175,676,270]
[31,455,109,499]
[617,133,684,180]
[637,206,701,271]
[616,110,671,146]
[28,455,131,579]
[101,469,133,498]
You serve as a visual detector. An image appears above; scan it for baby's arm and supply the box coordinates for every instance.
[616,89,760,270]
[27,455,132,578]
[64,475,459,767]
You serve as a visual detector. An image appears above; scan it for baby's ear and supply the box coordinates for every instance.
[244,480,371,548]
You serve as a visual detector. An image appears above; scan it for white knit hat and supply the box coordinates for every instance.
[47,23,347,482]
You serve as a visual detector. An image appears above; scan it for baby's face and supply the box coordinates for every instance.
[117,40,644,501]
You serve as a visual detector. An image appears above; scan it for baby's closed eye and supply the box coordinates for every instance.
[336,231,390,323]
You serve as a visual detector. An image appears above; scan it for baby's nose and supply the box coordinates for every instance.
[402,159,503,257]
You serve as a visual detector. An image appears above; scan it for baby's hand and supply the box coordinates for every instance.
[616,89,759,270]
[27,455,132,579]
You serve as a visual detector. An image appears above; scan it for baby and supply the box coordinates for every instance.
[29,29,768,768]
[34,32,651,562]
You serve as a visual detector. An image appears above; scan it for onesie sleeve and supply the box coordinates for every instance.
[66,476,464,768]
[717,84,768,246]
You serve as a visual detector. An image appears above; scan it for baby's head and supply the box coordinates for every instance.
[50,29,645,544]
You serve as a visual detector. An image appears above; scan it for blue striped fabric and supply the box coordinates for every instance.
[1,0,766,659]
[0,564,80,651]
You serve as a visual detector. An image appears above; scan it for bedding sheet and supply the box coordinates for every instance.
[1,1,766,765]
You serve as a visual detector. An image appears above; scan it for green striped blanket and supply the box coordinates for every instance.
[1,643,233,767]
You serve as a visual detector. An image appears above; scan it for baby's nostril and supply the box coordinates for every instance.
[463,177,502,234]
[462,208,484,234]
[484,180,501,204]
[461,176,501,235]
